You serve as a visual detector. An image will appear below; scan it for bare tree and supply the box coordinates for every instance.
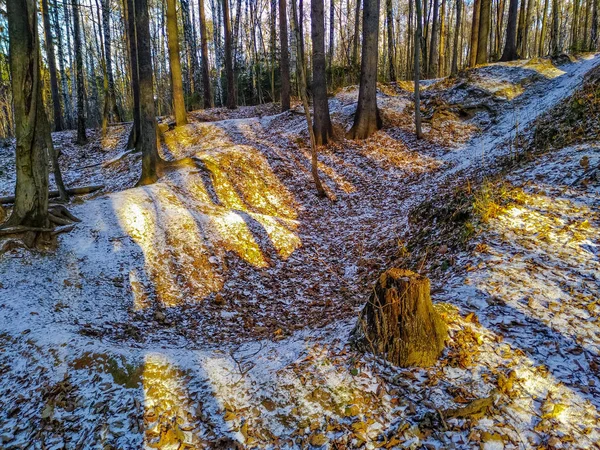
[311,0,334,145]
[500,0,520,60]
[414,0,423,139]
[41,0,64,132]
[199,0,213,108]
[223,0,237,109]
[166,0,188,125]
[72,0,87,144]
[347,0,381,139]
[279,0,291,111]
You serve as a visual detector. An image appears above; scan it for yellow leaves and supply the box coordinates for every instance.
[309,433,329,447]
[542,403,567,420]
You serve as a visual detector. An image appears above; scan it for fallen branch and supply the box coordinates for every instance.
[0,185,104,205]
[442,390,498,420]
[0,224,76,237]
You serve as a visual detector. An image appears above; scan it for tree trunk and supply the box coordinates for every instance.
[329,0,335,75]
[134,0,163,185]
[311,0,334,145]
[166,0,188,126]
[346,0,381,140]
[500,0,520,60]
[451,0,461,75]
[352,269,448,367]
[428,0,440,77]
[52,0,73,130]
[352,0,361,68]
[41,0,64,132]
[290,0,327,197]
[469,0,481,66]
[583,0,591,50]
[125,0,141,150]
[199,0,213,108]
[550,0,559,55]
[438,0,446,76]
[279,0,291,110]
[101,0,122,128]
[181,0,201,106]
[415,0,423,138]
[5,0,50,229]
[223,0,237,109]
[476,0,490,64]
[386,0,396,81]
[592,0,599,49]
[539,0,549,55]
[71,0,87,144]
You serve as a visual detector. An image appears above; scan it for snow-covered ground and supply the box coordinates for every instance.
[0,55,598,449]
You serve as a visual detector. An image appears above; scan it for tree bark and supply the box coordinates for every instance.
[41,0,64,132]
[476,0,491,64]
[71,0,87,144]
[125,0,141,150]
[539,0,549,55]
[415,0,423,138]
[133,0,163,185]
[291,0,327,197]
[199,0,213,108]
[550,0,559,55]
[451,0,461,75]
[101,0,122,129]
[352,0,361,68]
[500,0,520,60]
[386,0,396,81]
[166,0,188,126]
[279,0,291,111]
[328,0,335,74]
[311,0,334,145]
[428,0,440,77]
[5,0,50,229]
[469,0,481,66]
[52,0,73,130]
[353,269,448,367]
[346,0,381,140]
[223,0,237,109]
[592,0,599,50]
[181,0,201,105]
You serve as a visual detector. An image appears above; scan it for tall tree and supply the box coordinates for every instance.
[199,0,213,108]
[329,0,335,73]
[538,0,549,54]
[125,0,141,149]
[166,0,188,125]
[352,0,361,67]
[223,0,236,109]
[469,0,481,65]
[347,0,381,139]
[311,0,334,145]
[476,0,491,64]
[500,0,520,60]
[71,0,87,144]
[133,0,163,184]
[5,0,50,229]
[101,0,122,133]
[386,0,396,81]
[291,0,326,197]
[52,0,73,129]
[438,0,446,75]
[279,0,291,111]
[592,0,599,50]
[181,0,201,103]
[414,0,423,138]
[550,0,559,55]
[41,0,64,132]
[451,0,462,75]
[428,0,440,77]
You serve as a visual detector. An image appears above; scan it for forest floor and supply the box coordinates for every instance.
[0,54,599,449]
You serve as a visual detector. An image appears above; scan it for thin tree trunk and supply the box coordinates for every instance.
[311,0,334,145]
[125,0,140,149]
[438,0,446,76]
[522,0,534,57]
[290,0,326,197]
[347,0,381,139]
[52,0,73,130]
[352,0,361,67]
[386,0,396,81]
[415,0,423,138]
[223,0,237,109]
[134,0,163,184]
[181,0,201,106]
[550,0,559,55]
[41,0,64,132]
[71,0,87,144]
[329,0,335,74]
[166,0,188,125]
[279,0,291,110]
[539,0,549,54]
[102,0,122,128]
[199,0,213,108]
[592,0,599,49]
[451,0,461,75]
[469,0,481,65]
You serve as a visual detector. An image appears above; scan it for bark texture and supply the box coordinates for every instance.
[199,0,213,108]
[500,0,519,61]
[311,0,334,145]
[346,0,381,140]
[5,0,50,228]
[41,0,64,132]
[166,0,188,126]
[72,0,88,144]
[353,269,448,367]
[279,0,291,111]
[223,0,237,109]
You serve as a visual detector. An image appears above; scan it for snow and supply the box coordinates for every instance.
[1,55,599,448]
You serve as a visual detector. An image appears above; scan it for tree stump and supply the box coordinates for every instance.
[353,268,448,367]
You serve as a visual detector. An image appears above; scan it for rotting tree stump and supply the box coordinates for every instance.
[353,268,448,367]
